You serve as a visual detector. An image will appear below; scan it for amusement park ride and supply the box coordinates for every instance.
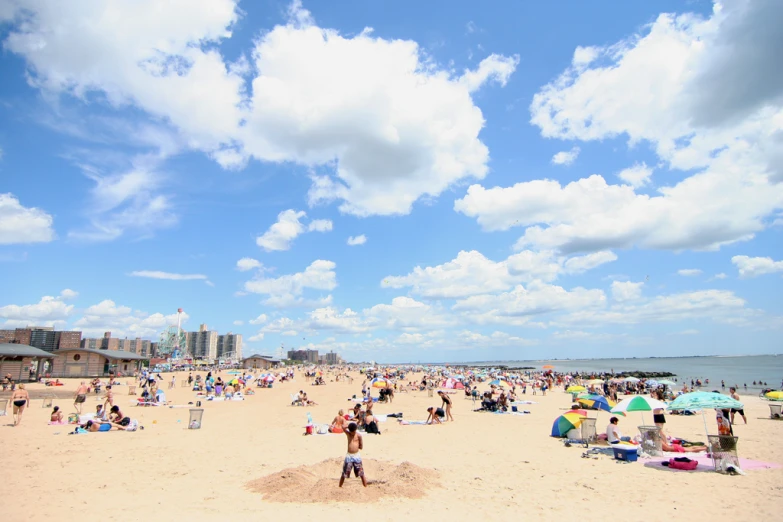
[157,308,188,360]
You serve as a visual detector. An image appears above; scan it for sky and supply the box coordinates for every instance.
[0,0,781,363]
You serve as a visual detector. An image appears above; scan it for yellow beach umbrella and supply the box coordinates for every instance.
[566,385,586,393]
[766,391,783,401]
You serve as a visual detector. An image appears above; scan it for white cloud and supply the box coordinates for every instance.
[383,249,616,299]
[236,257,263,271]
[129,270,210,284]
[0,295,73,327]
[572,46,600,67]
[59,289,79,300]
[713,273,727,280]
[2,1,519,219]
[452,281,607,322]
[611,281,644,302]
[732,255,783,278]
[256,210,331,251]
[677,268,703,277]
[365,297,453,331]
[457,330,537,347]
[0,193,55,244]
[248,332,265,342]
[249,313,268,325]
[347,234,367,246]
[72,300,189,338]
[308,219,333,232]
[232,320,244,326]
[617,163,653,188]
[244,259,336,307]
[551,146,580,166]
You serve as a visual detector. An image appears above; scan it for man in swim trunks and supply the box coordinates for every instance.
[729,388,747,424]
[339,422,367,487]
[74,381,89,414]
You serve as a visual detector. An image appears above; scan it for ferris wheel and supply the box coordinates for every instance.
[158,326,187,359]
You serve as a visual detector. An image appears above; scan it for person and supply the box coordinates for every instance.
[50,406,63,423]
[716,411,733,436]
[169,375,176,389]
[729,388,747,424]
[652,390,666,429]
[74,381,89,414]
[109,405,131,427]
[426,406,443,424]
[11,383,29,426]
[339,422,367,487]
[95,404,107,421]
[187,372,193,385]
[438,391,454,422]
[606,417,631,444]
[225,383,235,399]
[364,407,381,435]
[330,409,347,433]
[103,385,114,412]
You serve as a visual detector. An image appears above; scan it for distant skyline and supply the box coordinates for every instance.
[1,0,781,363]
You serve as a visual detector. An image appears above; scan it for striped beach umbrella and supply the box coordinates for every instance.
[577,394,616,412]
[551,412,586,437]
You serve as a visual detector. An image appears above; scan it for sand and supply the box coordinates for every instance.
[1,370,781,521]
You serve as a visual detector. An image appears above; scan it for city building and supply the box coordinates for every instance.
[187,324,218,360]
[242,354,281,370]
[50,348,147,377]
[217,332,243,361]
[287,349,307,361]
[0,327,82,352]
[306,349,319,364]
[324,351,339,365]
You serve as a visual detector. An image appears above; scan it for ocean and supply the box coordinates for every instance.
[473,355,783,394]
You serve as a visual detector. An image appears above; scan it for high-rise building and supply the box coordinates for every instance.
[306,349,319,364]
[287,349,307,361]
[325,351,338,365]
[187,327,218,360]
[30,327,57,351]
[56,331,82,349]
[217,333,243,361]
[0,327,82,352]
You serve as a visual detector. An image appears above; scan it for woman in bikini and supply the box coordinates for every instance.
[438,391,454,421]
[11,383,29,426]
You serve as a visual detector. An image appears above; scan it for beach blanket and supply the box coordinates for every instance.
[399,420,429,425]
[48,420,68,425]
[644,456,780,472]
[511,401,537,405]
[493,410,531,416]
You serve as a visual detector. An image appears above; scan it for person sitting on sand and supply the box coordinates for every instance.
[606,417,631,444]
[426,406,443,424]
[330,409,348,433]
[50,406,63,423]
[302,392,317,406]
[109,405,131,427]
[225,384,235,399]
[339,422,367,488]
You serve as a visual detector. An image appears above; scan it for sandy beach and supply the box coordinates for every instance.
[2,370,781,521]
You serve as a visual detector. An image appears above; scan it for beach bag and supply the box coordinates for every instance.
[317,424,329,434]
[667,458,698,470]
[68,413,79,424]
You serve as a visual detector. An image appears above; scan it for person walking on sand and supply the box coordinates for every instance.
[103,385,114,411]
[729,388,747,424]
[11,383,29,426]
[339,422,367,488]
[74,381,89,414]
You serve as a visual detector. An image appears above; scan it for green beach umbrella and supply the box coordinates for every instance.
[667,391,743,440]
[658,379,676,386]
[611,395,667,424]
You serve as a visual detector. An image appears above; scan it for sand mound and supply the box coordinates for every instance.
[246,458,440,503]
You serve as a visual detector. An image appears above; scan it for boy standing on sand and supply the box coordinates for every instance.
[339,422,367,488]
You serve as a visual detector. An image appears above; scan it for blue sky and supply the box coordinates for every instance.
[1,0,781,363]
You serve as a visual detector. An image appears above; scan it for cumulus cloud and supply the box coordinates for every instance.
[1,1,519,220]
[244,259,336,307]
[732,255,783,278]
[383,249,616,299]
[249,313,268,325]
[551,146,580,166]
[59,289,79,300]
[232,320,244,326]
[677,269,703,277]
[256,210,331,251]
[236,257,263,271]
[0,193,55,244]
[0,295,74,327]
[73,300,190,338]
[453,2,783,254]
[611,281,644,302]
[347,234,367,246]
[617,163,653,188]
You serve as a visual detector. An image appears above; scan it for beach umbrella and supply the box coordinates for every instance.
[658,379,676,386]
[588,379,604,385]
[371,378,388,388]
[623,377,640,383]
[566,385,586,393]
[611,395,668,424]
[489,379,511,388]
[765,391,783,401]
[551,412,586,437]
[668,391,743,440]
[542,365,554,369]
[577,394,616,413]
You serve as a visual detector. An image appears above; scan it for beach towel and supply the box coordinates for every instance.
[48,420,67,425]
[493,410,531,416]
[399,420,429,425]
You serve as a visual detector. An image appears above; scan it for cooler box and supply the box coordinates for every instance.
[612,445,638,462]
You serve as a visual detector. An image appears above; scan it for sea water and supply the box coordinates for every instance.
[485,355,783,394]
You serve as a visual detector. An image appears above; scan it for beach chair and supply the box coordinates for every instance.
[42,397,53,408]
[0,399,7,416]
[638,426,663,456]
[579,418,598,444]
[290,394,303,406]
[769,403,782,419]
[707,435,739,473]
[128,385,137,395]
